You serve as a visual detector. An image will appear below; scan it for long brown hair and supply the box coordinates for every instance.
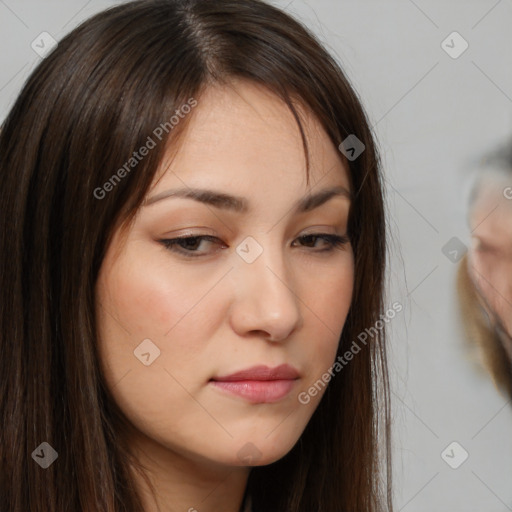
[0,1,392,510]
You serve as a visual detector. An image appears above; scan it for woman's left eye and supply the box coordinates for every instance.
[292,233,350,251]
[159,233,349,258]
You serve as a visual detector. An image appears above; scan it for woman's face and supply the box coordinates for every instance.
[95,79,354,469]
[468,176,512,358]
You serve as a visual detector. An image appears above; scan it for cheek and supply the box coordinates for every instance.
[94,253,226,451]
[313,253,354,327]
[468,251,490,292]
[469,250,498,292]
[97,246,222,349]
[102,258,191,334]
[299,255,354,375]
[94,248,226,408]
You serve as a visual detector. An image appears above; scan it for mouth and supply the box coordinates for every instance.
[209,364,300,403]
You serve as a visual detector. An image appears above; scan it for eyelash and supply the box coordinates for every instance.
[159,233,350,258]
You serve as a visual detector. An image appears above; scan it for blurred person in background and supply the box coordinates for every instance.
[457,140,512,400]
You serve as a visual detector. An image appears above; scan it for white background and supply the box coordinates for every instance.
[1,1,511,510]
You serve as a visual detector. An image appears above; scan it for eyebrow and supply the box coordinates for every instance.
[143,185,351,214]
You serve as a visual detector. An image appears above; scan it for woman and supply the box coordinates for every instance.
[457,143,512,400]
[0,1,392,510]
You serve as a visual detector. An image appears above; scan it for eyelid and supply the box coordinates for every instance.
[159,235,224,258]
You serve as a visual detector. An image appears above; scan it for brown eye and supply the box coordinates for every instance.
[160,235,225,257]
[293,233,349,252]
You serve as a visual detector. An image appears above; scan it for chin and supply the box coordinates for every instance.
[225,432,301,467]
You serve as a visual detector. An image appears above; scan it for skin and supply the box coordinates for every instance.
[95,79,354,512]
[468,175,512,361]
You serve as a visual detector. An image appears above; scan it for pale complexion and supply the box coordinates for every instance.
[468,175,512,361]
[95,79,354,512]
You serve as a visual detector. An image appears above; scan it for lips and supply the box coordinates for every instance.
[212,364,300,382]
[210,364,300,403]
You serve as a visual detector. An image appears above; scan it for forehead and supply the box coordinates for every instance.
[152,79,350,192]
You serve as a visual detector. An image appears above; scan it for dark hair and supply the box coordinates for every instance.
[0,1,392,510]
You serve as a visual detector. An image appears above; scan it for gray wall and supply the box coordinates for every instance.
[1,0,511,510]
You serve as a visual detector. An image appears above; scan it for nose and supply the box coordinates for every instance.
[228,242,303,342]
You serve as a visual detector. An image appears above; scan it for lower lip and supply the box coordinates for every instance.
[210,379,297,403]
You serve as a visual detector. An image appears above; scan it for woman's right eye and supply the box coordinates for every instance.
[159,235,225,258]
